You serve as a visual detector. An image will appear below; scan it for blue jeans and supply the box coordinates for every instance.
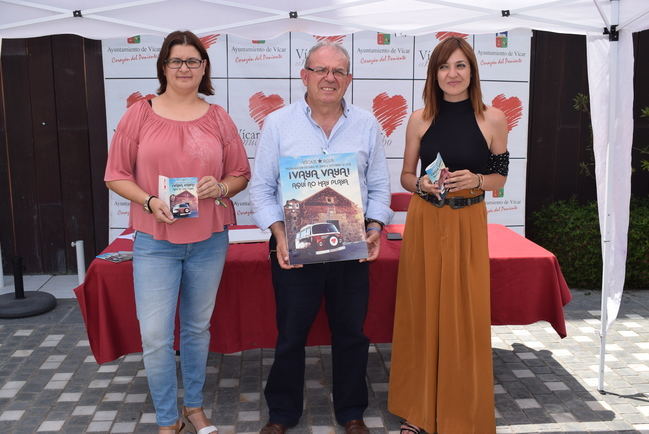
[133,230,228,426]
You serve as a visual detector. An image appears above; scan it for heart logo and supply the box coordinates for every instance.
[491,94,522,131]
[313,35,346,44]
[126,91,155,108]
[249,92,285,129]
[435,32,469,41]
[372,93,408,137]
[199,34,220,49]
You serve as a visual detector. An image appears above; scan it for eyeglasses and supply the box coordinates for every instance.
[165,58,204,69]
[305,66,349,78]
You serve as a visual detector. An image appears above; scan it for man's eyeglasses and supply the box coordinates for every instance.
[165,58,204,69]
[305,66,349,78]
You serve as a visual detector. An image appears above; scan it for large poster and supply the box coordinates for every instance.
[103,30,531,242]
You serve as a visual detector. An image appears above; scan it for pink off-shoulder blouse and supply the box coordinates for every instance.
[105,100,251,244]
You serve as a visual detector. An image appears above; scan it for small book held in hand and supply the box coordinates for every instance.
[425,152,449,199]
[158,176,199,218]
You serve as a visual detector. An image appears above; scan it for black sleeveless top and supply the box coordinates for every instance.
[419,99,490,176]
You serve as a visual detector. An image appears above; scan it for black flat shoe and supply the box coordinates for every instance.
[400,419,424,434]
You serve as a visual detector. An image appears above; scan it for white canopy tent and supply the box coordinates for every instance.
[2,0,648,390]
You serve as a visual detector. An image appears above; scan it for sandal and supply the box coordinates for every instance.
[400,419,423,434]
[159,420,186,433]
[182,406,218,434]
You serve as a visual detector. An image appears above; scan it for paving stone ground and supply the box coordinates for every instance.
[0,288,648,433]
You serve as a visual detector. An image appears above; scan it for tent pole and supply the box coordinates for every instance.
[620,6,649,29]
[598,0,619,394]
[0,243,4,288]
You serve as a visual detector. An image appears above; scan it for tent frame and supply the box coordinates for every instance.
[2,0,648,393]
[598,0,618,394]
[0,0,613,35]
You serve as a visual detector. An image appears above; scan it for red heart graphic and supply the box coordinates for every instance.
[372,93,408,137]
[199,34,220,49]
[249,92,285,129]
[126,91,155,108]
[435,32,469,41]
[491,94,523,132]
[313,35,346,44]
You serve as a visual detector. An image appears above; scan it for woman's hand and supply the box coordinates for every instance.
[197,176,221,199]
[149,197,175,224]
[444,170,479,192]
[419,175,444,200]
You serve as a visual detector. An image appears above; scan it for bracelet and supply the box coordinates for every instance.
[217,182,229,198]
[366,227,381,233]
[215,183,229,208]
[415,176,426,197]
[477,174,484,189]
[143,195,157,214]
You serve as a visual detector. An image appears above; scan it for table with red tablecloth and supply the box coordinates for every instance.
[74,224,571,364]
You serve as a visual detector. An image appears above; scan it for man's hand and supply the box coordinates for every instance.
[270,221,303,270]
[360,228,381,262]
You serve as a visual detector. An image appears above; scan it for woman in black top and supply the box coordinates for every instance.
[388,36,509,433]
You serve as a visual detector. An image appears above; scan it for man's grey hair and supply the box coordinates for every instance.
[304,41,351,73]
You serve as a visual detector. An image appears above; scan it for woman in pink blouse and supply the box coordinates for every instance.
[105,30,250,434]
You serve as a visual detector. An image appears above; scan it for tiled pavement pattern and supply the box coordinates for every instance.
[1,285,649,433]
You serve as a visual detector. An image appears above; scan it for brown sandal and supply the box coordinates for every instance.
[159,420,186,433]
[182,406,218,434]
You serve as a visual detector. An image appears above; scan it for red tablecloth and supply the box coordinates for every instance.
[75,224,571,363]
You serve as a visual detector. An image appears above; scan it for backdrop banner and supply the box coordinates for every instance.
[102,30,531,241]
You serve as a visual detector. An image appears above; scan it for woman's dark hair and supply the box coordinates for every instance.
[156,30,214,95]
[422,36,485,121]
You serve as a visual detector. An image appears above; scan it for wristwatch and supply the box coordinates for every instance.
[365,217,385,230]
[143,195,157,214]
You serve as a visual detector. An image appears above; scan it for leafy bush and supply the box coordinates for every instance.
[528,197,649,289]
[573,93,649,175]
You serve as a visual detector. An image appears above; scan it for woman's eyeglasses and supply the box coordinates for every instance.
[165,58,204,69]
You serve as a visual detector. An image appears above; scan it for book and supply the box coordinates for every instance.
[96,251,133,262]
[279,152,368,265]
[228,227,271,244]
[158,176,199,218]
[425,152,449,199]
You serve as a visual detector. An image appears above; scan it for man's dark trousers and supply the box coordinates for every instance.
[265,239,370,427]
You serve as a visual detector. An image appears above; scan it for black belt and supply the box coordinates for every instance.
[421,192,485,209]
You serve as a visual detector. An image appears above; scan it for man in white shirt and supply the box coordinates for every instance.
[249,42,392,434]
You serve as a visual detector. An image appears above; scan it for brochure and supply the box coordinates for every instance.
[96,251,133,263]
[158,176,199,218]
[425,152,449,199]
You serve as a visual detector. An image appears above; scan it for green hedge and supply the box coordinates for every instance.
[528,197,649,289]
